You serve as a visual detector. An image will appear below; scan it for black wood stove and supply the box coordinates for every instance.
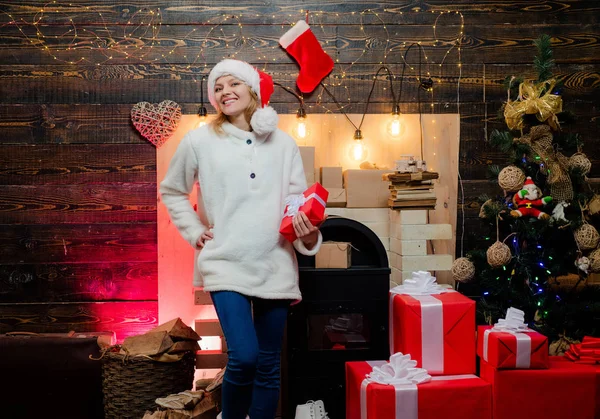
[282,216,391,419]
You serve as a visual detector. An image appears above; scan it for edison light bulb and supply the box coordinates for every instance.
[293,106,310,142]
[348,129,368,162]
[387,105,403,139]
[196,116,207,128]
[296,119,307,139]
[196,105,208,128]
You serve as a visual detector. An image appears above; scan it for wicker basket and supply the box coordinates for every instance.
[101,350,196,419]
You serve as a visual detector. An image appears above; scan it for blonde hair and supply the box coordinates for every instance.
[211,86,259,134]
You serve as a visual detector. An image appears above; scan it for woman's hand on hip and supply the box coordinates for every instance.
[196,229,214,249]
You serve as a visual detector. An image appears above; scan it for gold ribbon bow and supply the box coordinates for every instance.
[504,79,563,131]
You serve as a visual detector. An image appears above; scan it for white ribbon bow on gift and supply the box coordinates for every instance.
[492,307,529,333]
[283,194,306,217]
[283,192,327,218]
[367,353,432,385]
[361,354,432,419]
[390,271,448,296]
[483,307,532,368]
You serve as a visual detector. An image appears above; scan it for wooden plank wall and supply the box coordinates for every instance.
[0,1,598,339]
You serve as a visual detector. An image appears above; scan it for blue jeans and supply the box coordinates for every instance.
[210,291,290,419]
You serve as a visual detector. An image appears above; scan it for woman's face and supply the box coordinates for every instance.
[214,75,253,118]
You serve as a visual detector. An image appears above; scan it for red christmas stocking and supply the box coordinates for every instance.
[279,20,334,93]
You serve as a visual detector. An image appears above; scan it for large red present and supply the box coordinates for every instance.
[554,355,600,418]
[346,358,492,419]
[389,274,475,375]
[479,357,596,419]
[279,182,329,242]
[477,325,549,369]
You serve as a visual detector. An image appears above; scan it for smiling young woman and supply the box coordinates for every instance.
[159,59,324,419]
[211,75,259,133]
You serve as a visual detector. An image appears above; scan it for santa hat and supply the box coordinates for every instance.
[207,59,278,135]
[524,177,535,187]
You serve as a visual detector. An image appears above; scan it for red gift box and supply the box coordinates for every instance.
[389,291,475,375]
[555,356,600,418]
[279,182,329,242]
[479,357,596,419]
[477,325,549,369]
[346,360,492,419]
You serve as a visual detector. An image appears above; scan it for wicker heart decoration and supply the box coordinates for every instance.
[131,100,182,148]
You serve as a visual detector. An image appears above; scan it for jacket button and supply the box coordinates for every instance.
[250,173,256,179]
[246,139,252,145]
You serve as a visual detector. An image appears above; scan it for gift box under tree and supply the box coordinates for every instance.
[555,354,600,418]
[479,356,595,419]
[389,271,476,375]
[477,307,549,369]
[345,353,492,419]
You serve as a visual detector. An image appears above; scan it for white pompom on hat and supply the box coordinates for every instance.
[207,59,278,135]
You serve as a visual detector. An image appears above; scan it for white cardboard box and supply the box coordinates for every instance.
[363,221,390,237]
[389,238,427,256]
[299,146,315,184]
[395,254,453,272]
[391,224,452,240]
[389,209,428,225]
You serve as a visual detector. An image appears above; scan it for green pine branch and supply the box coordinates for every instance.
[490,129,514,153]
[534,34,554,82]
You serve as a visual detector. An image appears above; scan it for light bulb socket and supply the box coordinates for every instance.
[391,105,400,116]
[353,129,363,140]
[197,105,208,117]
[296,106,307,119]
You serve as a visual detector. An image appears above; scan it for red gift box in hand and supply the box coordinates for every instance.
[279,182,329,242]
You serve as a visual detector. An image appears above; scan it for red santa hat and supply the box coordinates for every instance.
[524,177,535,186]
[207,59,278,135]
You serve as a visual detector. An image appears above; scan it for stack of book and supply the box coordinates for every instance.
[383,171,439,210]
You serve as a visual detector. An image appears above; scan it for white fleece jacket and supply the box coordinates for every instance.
[160,121,322,301]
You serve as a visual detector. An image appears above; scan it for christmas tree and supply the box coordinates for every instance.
[455,35,600,349]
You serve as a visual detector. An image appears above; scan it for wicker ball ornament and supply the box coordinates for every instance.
[452,257,475,282]
[588,248,600,273]
[568,152,592,176]
[498,165,526,192]
[487,241,512,267]
[574,224,600,250]
[589,195,600,216]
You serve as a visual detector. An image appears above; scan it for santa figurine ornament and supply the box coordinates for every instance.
[510,177,553,220]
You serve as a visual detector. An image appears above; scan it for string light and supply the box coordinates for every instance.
[2,4,465,122]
